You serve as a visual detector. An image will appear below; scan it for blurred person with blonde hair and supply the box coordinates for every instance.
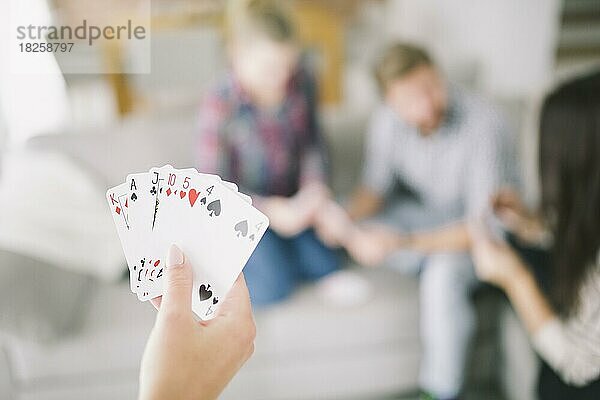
[196,0,340,306]
[328,43,519,400]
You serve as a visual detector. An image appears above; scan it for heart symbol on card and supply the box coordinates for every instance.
[207,200,221,217]
[234,220,249,237]
[199,284,213,301]
[188,189,199,207]
[179,191,186,199]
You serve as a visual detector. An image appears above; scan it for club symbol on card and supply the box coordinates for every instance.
[150,186,157,195]
[188,189,199,207]
[179,191,186,199]
[199,284,213,301]
[207,200,221,217]
[234,220,249,237]
[166,188,172,197]
[131,192,138,202]
[200,197,207,205]
[212,297,219,305]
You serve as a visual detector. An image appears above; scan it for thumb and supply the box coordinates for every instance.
[158,244,193,316]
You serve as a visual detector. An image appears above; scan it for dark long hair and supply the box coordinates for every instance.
[539,71,600,315]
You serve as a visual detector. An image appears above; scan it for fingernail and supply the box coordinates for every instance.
[167,244,184,267]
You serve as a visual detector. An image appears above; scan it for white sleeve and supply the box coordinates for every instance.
[533,312,600,386]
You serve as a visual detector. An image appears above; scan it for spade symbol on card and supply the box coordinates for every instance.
[199,284,213,301]
[207,200,221,217]
[200,197,207,205]
[131,192,137,202]
[234,220,249,237]
[212,297,219,305]
[249,234,255,241]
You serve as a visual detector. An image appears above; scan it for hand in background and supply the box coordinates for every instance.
[491,188,549,246]
[470,221,528,289]
[139,245,255,400]
[263,182,330,237]
[313,200,354,247]
[345,224,407,267]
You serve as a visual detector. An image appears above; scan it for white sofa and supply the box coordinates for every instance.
[0,111,537,400]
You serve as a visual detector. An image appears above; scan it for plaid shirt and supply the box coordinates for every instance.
[196,65,327,197]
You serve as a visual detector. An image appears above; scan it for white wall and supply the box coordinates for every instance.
[384,0,562,98]
[0,0,70,148]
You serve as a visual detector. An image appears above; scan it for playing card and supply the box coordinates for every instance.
[106,165,269,317]
[155,172,269,319]
[130,166,245,300]
[126,168,176,300]
[106,183,140,293]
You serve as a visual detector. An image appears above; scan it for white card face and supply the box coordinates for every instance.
[126,169,172,301]
[107,166,268,315]
[156,173,269,320]
[106,183,139,293]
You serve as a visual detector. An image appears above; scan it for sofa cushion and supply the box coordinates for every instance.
[0,250,95,344]
[5,267,420,396]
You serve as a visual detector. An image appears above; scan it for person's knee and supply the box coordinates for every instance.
[249,285,293,307]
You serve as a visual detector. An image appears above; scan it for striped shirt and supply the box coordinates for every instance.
[533,258,600,386]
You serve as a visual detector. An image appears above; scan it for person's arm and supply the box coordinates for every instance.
[345,220,470,266]
[406,222,471,252]
[471,226,600,386]
[139,245,255,400]
[492,256,600,385]
[346,186,385,221]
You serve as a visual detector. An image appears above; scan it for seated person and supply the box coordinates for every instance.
[196,0,339,305]
[471,71,600,400]
[328,43,518,400]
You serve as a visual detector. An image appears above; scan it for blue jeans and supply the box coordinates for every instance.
[243,228,340,306]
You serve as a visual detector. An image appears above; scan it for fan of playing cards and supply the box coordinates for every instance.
[106,165,269,320]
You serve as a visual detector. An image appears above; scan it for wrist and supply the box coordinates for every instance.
[503,263,534,295]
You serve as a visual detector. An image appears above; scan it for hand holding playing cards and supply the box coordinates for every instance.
[139,245,255,400]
